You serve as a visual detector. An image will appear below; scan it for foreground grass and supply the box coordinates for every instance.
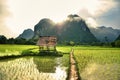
[74,46,120,80]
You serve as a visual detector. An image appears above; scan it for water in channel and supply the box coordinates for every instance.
[0,55,69,80]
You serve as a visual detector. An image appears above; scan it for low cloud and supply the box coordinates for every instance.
[94,0,116,17]
[96,0,120,28]
[79,0,116,17]
[78,0,119,28]
[0,0,10,21]
[86,18,98,28]
[0,0,12,38]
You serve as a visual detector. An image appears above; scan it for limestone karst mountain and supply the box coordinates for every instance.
[18,14,120,43]
[17,29,34,40]
[115,35,120,41]
[33,14,98,44]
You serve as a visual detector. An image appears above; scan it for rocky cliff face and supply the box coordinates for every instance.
[17,29,34,40]
[116,35,120,41]
[33,15,98,43]
[34,18,57,39]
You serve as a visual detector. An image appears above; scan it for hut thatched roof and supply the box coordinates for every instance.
[37,36,57,46]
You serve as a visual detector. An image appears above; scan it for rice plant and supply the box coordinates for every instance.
[74,46,120,80]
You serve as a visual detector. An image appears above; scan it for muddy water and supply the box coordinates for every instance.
[0,56,69,80]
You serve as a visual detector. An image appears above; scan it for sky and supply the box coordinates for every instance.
[0,0,120,38]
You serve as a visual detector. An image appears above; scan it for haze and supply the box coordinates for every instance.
[0,0,120,38]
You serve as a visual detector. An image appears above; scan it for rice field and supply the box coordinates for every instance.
[73,46,120,80]
[0,45,70,80]
[0,45,120,80]
[0,45,38,56]
[0,55,70,80]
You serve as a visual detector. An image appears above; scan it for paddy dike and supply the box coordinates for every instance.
[68,49,81,80]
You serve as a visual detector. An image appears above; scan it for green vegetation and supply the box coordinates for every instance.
[0,44,37,56]
[0,45,120,80]
[115,40,120,47]
[0,45,70,80]
[74,46,120,80]
[0,35,36,45]
[0,45,71,60]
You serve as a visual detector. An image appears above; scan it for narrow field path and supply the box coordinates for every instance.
[68,48,80,80]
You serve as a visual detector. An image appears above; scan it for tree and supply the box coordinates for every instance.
[111,42,115,47]
[14,38,26,44]
[115,40,120,47]
[69,41,75,46]
[25,39,35,45]
[7,38,15,44]
[0,35,7,44]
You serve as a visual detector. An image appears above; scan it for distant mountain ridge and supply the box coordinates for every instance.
[17,14,120,43]
[89,26,120,42]
[17,29,34,40]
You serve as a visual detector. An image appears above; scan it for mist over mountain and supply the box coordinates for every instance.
[56,15,98,43]
[17,29,34,40]
[33,14,98,44]
[17,14,120,44]
[89,26,120,42]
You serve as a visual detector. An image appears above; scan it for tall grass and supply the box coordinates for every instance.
[74,46,120,80]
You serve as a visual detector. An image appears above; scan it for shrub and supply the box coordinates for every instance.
[115,40,120,47]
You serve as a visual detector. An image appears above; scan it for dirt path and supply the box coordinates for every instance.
[68,49,80,80]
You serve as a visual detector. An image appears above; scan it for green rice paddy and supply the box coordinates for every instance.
[0,45,120,80]
[0,45,70,80]
[73,46,120,80]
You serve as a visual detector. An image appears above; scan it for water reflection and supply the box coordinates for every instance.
[0,56,68,80]
[33,56,56,73]
[55,66,67,80]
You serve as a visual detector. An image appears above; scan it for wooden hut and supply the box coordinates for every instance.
[37,36,57,51]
